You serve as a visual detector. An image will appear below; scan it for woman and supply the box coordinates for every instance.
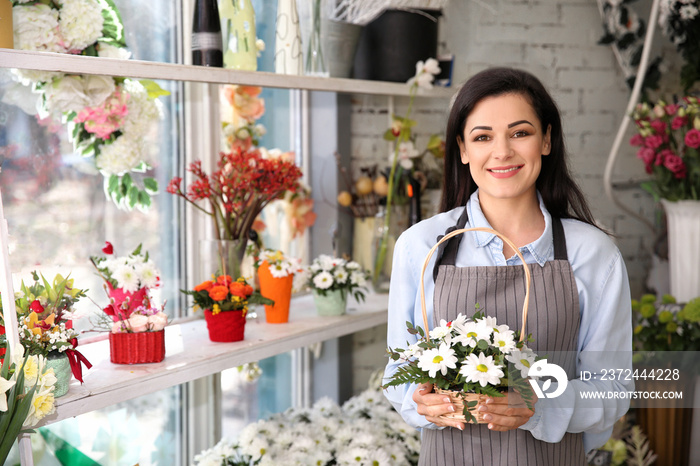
[383,67,633,465]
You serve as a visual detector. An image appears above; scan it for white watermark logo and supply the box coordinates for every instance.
[528,359,568,399]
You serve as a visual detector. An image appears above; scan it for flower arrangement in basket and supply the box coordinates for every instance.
[90,242,168,364]
[629,96,700,201]
[0,272,91,394]
[255,249,302,323]
[306,255,370,316]
[382,227,538,423]
[167,146,304,280]
[1,346,59,464]
[183,275,272,342]
[9,0,169,211]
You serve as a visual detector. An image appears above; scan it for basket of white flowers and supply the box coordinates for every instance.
[383,227,538,423]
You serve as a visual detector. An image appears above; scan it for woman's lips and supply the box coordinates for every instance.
[487,165,523,178]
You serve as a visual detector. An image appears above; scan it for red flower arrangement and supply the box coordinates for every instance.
[630,96,700,201]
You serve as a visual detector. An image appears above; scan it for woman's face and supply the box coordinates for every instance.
[457,92,551,206]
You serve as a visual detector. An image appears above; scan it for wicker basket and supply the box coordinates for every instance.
[418,227,532,423]
[109,330,165,364]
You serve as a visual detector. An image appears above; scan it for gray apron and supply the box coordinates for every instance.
[419,208,585,466]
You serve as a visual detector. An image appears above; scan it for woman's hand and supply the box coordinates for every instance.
[412,383,466,431]
[477,390,537,431]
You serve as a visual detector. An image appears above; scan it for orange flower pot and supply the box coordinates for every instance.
[258,261,293,323]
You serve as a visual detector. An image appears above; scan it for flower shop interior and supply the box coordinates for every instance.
[1,0,699,465]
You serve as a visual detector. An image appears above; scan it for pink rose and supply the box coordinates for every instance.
[127,314,149,332]
[629,134,644,146]
[671,116,688,130]
[637,147,655,165]
[685,129,700,149]
[644,134,665,149]
[650,119,667,134]
[663,153,686,179]
[665,104,680,116]
[147,312,168,331]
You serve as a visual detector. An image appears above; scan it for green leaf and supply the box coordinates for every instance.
[143,177,159,194]
[96,0,127,48]
[121,173,133,191]
[127,185,139,209]
[107,175,120,195]
[139,79,171,99]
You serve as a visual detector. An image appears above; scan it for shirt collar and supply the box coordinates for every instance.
[466,190,554,267]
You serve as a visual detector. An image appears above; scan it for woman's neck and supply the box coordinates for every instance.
[477,192,545,256]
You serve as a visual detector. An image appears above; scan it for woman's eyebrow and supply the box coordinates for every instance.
[468,120,535,134]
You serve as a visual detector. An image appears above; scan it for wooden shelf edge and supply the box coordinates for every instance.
[0,49,455,98]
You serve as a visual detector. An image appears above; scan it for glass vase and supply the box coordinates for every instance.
[274,0,303,75]
[371,204,408,293]
[305,0,328,76]
[219,0,258,70]
[199,238,249,282]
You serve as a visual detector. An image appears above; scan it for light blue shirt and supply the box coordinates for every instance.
[383,190,633,453]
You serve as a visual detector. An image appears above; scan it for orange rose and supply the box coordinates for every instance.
[194,280,214,292]
[208,285,229,301]
[216,275,233,286]
[229,281,248,297]
[243,284,253,296]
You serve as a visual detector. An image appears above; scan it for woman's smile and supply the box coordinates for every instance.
[487,165,524,178]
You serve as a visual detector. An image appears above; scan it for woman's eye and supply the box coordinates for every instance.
[473,134,489,142]
[513,130,530,138]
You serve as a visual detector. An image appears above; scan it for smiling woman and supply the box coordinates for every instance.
[383,67,634,466]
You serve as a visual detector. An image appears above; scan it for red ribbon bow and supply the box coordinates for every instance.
[65,338,92,384]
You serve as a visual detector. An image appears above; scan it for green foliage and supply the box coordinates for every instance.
[632,293,700,352]
[0,351,39,465]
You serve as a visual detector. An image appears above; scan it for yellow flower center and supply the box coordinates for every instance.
[467,332,477,339]
[477,364,489,372]
[498,341,505,347]
[432,355,444,364]
[520,359,530,367]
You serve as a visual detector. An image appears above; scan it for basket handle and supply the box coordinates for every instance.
[419,227,532,342]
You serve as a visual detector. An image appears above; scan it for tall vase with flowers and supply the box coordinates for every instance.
[184,276,271,342]
[167,147,304,281]
[372,58,442,290]
[630,96,700,301]
[0,272,90,397]
[255,249,301,323]
[90,242,168,364]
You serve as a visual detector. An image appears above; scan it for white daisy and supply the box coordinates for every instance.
[492,328,517,354]
[334,269,349,284]
[349,271,366,287]
[505,347,537,378]
[429,319,452,340]
[455,320,493,347]
[417,343,458,378]
[313,271,334,290]
[459,352,504,387]
[112,263,140,292]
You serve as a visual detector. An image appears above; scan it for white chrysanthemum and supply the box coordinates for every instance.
[96,134,144,175]
[58,0,104,51]
[313,271,334,290]
[505,347,537,378]
[417,342,458,378]
[317,254,336,271]
[333,269,348,284]
[492,328,517,354]
[349,271,366,288]
[429,318,452,340]
[456,319,493,347]
[13,4,66,53]
[346,260,360,270]
[112,263,140,292]
[450,313,469,329]
[398,342,423,360]
[459,352,504,387]
[137,261,160,288]
[240,435,272,461]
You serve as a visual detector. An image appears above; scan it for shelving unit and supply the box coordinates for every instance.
[0,49,455,98]
[36,292,388,427]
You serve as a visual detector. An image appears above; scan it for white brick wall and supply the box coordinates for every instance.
[349,0,685,393]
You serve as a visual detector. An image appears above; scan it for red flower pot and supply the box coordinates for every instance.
[109,330,165,364]
[204,310,246,342]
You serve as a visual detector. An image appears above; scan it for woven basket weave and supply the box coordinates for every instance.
[418,227,532,423]
[109,330,165,364]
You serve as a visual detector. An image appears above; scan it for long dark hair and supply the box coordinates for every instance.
[440,67,599,228]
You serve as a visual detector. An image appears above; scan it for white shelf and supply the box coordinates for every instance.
[0,49,454,98]
[37,292,388,427]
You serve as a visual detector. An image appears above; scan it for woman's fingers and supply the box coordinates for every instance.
[412,384,466,430]
[477,392,535,431]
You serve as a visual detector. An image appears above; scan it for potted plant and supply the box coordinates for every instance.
[305,254,369,316]
[184,275,271,342]
[629,96,700,301]
[255,249,301,324]
[91,242,168,364]
[0,271,89,396]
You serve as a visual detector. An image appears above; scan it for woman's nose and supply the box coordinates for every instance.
[492,136,513,159]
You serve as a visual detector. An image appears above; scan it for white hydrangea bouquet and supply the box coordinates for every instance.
[9,0,169,211]
[193,383,421,466]
[305,254,369,302]
[383,227,539,423]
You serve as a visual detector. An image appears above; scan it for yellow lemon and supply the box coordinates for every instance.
[373,176,389,196]
[355,176,373,196]
[337,191,353,207]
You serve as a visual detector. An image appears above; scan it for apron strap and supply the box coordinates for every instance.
[433,208,569,281]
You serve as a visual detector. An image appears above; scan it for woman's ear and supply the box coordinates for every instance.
[457,137,469,164]
[542,124,552,156]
